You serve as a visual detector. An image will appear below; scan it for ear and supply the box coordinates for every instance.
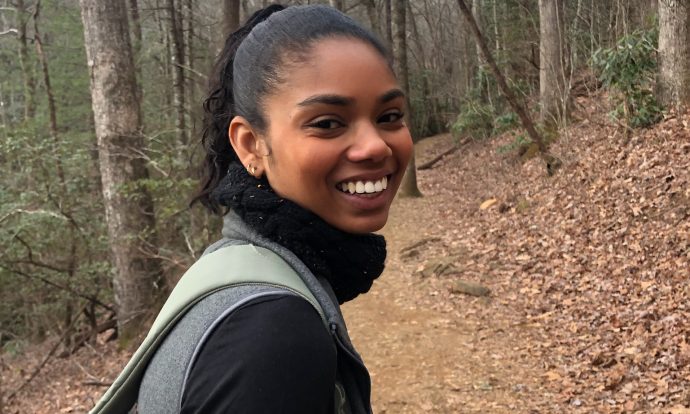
[228,116,266,178]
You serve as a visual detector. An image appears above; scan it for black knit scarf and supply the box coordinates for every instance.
[212,162,387,304]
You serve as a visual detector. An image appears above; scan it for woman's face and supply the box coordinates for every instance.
[259,37,413,234]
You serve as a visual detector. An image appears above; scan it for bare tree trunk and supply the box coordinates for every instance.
[129,0,143,103]
[472,0,482,65]
[405,4,424,73]
[364,0,380,38]
[492,0,500,59]
[571,0,583,68]
[589,0,596,56]
[392,0,409,104]
[153,0,172,109]
[472,0,489,102]
[657,0,690,111]
[538,0,567,126]
[392,0,422,198]
[0,89,7,131]
[223,0,241,38]
[167,0,187,145]
[617,0,629,37]
[186,0,199,134]
[406,0,439,135]
[128,0,142,59]
[384,0,393,50]
[0,361,4,414]
[455,0,547,154]
[462,21,473,94]
[15,0,35,121]
[33,0,83,349]
[329,0,344,11]
[492,0,503,102]
[645,0,658,27]
[32,1,58,147]
[79,0,163,345]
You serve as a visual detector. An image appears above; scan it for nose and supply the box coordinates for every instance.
[346,122,393,163]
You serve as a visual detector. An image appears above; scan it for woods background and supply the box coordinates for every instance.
[0,0,688,410]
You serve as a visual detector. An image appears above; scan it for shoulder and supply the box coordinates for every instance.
[217,293,333,357]
[181,294,337,413]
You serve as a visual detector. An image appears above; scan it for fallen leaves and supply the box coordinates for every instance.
[4,93,689,414]
[408,95,690,412]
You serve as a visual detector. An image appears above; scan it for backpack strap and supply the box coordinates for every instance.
[89,244,325,414]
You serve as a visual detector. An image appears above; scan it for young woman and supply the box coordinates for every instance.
[137,4,412,413]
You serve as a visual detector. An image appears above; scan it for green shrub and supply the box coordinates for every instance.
[591,27,663,128]
[450,101,494,140]
[496,133,531,154]
[493,112,519,134]
[451,99,521,142]
[608,89,663,128]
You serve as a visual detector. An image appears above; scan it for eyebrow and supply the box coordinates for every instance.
[296,89,406,107]
[297,94,354,107]
[379,88,405,104]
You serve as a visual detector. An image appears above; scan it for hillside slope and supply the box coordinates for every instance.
[366,91,689,413]
[2,93,689,413]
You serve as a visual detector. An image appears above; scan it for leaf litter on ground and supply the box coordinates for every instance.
[2,90,689,413]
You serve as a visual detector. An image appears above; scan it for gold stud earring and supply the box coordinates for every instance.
[248,164,257,175]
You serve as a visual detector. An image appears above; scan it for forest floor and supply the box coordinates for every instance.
[2,92,690,413]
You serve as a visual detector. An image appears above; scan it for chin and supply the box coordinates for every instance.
[335,214,388,234]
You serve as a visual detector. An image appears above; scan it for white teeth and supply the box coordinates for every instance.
[355,181,365,193]
[338,176,389,195]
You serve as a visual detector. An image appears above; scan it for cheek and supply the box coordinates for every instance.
[394,131,414,166]
[297,143,344,178]
[272,140,342,188]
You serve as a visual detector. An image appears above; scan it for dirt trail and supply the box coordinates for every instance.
[2,134,556,414]
[6,101,688,414]
[5,106,689,413]
[342,136,552,414]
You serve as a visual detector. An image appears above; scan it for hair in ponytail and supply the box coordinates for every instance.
[192,5,285,214]
[192,4,389,214]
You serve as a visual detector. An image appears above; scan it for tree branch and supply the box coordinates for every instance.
[68,319,116,355]
[0,208,67,225]
[12,234,72,275]
[0,28,18,36]
[417,139,470,170]
[6,304,85,402]
[172,61,208,80]
[10,258,70,275]
[454,0,547,154]
[0,263,114,312]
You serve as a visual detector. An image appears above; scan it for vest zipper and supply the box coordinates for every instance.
[329,323,366,368]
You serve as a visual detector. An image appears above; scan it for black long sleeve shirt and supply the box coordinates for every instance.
[180,295,337,413]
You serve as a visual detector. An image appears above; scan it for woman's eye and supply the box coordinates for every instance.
[378,112,404,124]
[307,119,344,130]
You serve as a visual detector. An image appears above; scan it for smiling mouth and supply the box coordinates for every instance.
[336,175,390,196]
